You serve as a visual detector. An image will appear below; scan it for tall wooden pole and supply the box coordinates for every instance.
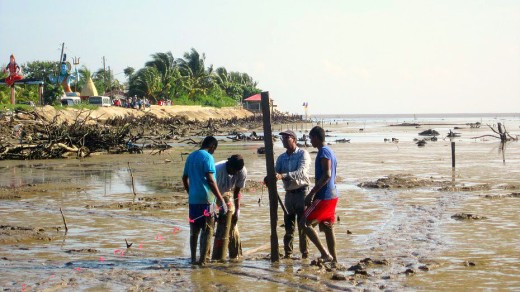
[38,84,43,105]
[451,142,456,168]
[10,86,15,105]
[56,42,65,80]
[261,91,280,262]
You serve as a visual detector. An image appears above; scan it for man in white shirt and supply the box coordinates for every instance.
[212,154,247,260]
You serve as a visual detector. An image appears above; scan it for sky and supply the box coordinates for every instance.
[1,0,519,115]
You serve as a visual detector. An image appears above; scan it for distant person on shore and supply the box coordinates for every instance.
[271,129,311,259]
[182,136,227,265]
[303,126,339,263]
[212,154,247,261]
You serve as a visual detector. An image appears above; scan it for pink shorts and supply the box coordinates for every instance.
[304,197,338,224]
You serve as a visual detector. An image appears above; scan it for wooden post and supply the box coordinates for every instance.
[10,86,15,105]
[38,84,44,105]
[261,91,280,263]
[451,142,456,168]
[128,162,137,201]
[59,207,68,232]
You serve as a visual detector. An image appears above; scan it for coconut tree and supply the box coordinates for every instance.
[176,48,216,97]
[214,67,261,102]
[144,52,181,100]
[129,67,163,102]
[123,67,135,79]
[145,52,175,84]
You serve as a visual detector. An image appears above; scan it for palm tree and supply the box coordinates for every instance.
[130,67,163,102]
[123,67,135,80]
[177,48,216,97]
[78,66,92,88]
[145,52,175,83]
[144,52,179,100]
[214,67,261,102]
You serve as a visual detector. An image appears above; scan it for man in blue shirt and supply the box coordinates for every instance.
[182,136,227,265]
[303,126,339,263]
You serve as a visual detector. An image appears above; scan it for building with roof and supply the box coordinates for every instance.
[243,93,276,112]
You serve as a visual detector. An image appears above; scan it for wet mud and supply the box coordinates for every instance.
[0,116,519,290]
[357,173,451,189]
[0,225,61,244]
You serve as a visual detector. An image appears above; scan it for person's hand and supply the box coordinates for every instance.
[305,193,315,207]
[232,209,240,223]
[220,199,228,214]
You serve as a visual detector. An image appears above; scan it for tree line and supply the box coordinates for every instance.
[0,48,261,107]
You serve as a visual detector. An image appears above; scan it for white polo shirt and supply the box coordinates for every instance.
[215,160,247,194]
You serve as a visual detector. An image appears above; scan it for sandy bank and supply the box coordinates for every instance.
[31,105,254,124]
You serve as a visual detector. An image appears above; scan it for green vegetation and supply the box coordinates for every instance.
[0,104,34,112]
[127,48,261,107]
[1,48,261,108]
[1,60,64,105]
[49,102,98,111]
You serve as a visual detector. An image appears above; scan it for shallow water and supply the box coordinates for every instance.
[1,117,519,290]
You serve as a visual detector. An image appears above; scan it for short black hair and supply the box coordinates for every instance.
[227,154,245,171]
[201,136,218,149]
[309,126,325,142]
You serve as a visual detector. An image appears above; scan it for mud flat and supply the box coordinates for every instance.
[0,115,519,290]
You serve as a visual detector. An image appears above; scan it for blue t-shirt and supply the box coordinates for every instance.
[315,146,338,200]
[183,149,217,204]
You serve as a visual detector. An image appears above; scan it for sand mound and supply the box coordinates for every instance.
[32,105,254,124]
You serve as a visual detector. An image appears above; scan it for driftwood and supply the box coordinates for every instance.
[419,129,440,136]
[471,123,518,142]
[0,108,307,160]
[470,122,518,164]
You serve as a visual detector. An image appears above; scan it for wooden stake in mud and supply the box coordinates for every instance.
[261,91,280,262]
[128,162,137,201]
[59,207,68,232]
[451,142,456,168]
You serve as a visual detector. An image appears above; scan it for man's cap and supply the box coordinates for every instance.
[279,130,296,138]
[227,154,245,171]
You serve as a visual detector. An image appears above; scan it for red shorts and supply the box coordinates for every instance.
[304,197,338,224]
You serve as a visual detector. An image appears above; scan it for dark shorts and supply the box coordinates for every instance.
[189,204,215,228]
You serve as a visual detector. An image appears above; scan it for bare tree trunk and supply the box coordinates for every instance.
[497,123,507,142]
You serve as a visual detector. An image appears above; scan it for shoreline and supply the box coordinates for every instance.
[0,105,304,160]
[14,104,256,124]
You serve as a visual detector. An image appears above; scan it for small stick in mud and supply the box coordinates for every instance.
[59,207,68,232]
[258,183,264,206]
[128,162,137,200]
[180,152,190,161]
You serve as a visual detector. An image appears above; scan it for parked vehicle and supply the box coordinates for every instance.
[89,96,111,107]
[61,96,81,106]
